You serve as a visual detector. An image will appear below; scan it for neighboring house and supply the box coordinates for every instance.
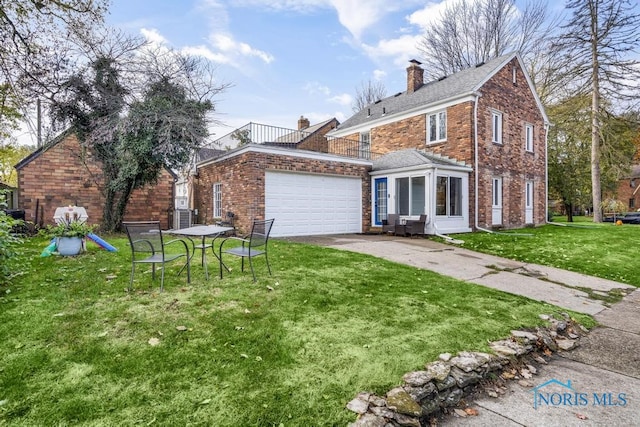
[15,130,177,229]
[612,164,640,212]
[193,51,548,237]
[0,182,18,209]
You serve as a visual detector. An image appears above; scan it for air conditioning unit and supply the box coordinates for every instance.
[174,209,192,229]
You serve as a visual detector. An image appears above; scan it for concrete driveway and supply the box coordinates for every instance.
[281,234,640,426]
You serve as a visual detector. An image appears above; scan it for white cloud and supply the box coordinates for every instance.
[209,33,275,64]
[373,69,386,80]
[181,45,233,64]
[408,1,449,30]
[362,34,422,68]
[140,28,169,45]
[328,93,353,106]
[303,81,331,96]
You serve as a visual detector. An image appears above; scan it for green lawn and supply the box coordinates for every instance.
[450,217,640,287]
[0,234,582,426]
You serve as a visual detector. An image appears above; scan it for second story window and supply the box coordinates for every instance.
[427,110,447,144]
[525,123,534,152]
[492,111,503,144]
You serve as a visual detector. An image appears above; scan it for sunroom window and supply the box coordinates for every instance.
[396,176,426,216]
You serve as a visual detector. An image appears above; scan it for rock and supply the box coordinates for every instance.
[450,367,482,388]
[393,413,421,427]
[450,351,491,372]
[425,360,451,381]
[539,314,550,321]
[511,330,538,342]
[526,364,537,374]
[403,370,434,387]
[442,388,463,406]
[439,352,452,362]
[386,388,422,417]
[369,396,386,407]
[435,375,457,391]
[487,389,498,398]
[536,330,557,351]
[490,339,529,356]
[346,397,369,414]
[555,321,568,333]
[404,384,436,402]
[348,413,387,427]
[370,406,395,419]
[421,398,440,415]
[556,338,578,351]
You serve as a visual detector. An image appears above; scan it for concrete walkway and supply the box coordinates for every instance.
[282,234,640,426]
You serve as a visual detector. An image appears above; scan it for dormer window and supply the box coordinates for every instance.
[427,110,447,144]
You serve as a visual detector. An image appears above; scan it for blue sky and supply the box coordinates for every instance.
[105,0,467,141]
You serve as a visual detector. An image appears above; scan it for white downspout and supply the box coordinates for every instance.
[545,121,551,224]
[473,93,492,233]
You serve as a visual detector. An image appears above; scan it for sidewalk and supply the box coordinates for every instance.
[283,234,640,425]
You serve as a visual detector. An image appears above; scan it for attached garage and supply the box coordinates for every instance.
[265,171,362,237]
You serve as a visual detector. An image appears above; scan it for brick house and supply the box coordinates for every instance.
[611,164,640,212]
[193,51,548,237]
[15,130,176,229]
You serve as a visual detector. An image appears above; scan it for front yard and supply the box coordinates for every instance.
[0,234,579,426]
[451,217,640,287]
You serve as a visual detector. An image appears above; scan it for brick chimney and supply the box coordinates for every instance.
[298,115,310,130]
[407,59,424,93]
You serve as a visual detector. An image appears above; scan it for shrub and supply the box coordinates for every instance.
[0,191,23,285]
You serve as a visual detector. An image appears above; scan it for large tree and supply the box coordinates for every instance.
[49,33,226,231]
[417,0,550,81]
[352,79,387,112]
[548,94,638,221]
[0,0,107,143]
[555,0,640,222]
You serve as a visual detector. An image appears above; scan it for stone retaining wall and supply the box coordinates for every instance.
[346,313,587,426]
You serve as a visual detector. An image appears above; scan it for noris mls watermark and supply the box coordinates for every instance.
[531,379,627,410]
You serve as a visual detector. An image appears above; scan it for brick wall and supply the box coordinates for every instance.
[194,149,371,235]
[475,58,547,229]
[363,58,546,229]
[17,133,175,229]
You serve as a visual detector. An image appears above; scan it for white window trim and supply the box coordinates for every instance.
[213,182,222,219]
[492,110,503,144]
[525,123,534,152]
[427,110,447,144]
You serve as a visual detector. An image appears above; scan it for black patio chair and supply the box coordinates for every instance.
[216,211,236,235]
[219,218,275,282]
[123,221,190,291]
[405,214,427,238]
[382,213,399,234]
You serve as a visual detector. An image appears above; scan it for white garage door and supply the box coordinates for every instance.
[265,171,362,237]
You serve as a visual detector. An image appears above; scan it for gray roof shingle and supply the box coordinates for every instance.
[372,149,471,171]
[336,52,516,131]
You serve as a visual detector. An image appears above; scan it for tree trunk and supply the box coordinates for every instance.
[565,201,574,222]
[590,0,603,223]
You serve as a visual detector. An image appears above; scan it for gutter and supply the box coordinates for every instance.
[472,93,493,233]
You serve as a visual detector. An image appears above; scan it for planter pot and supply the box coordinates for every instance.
[57,237,83,256]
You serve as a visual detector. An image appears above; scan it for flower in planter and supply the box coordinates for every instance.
[47,221,96,238]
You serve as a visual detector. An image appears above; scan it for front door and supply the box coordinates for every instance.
[374,178,388,225]
[492,177,503,225]
[525,180,534,224]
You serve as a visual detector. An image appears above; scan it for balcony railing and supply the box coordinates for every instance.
[209,122,380,160]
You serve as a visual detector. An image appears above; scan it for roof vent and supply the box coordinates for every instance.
[437,75,447,81]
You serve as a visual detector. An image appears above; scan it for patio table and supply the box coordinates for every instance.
[165,225,234,279]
